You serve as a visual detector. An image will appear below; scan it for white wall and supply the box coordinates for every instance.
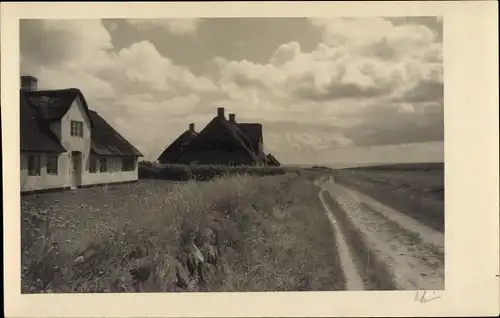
[82,156,138,186]
[20,152,70,191]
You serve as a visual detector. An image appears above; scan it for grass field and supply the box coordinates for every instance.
[21,169,344,293]
[334,162,445,232]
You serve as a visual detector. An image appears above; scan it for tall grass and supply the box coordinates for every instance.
[22,170,343,293]
[334,169,444,232]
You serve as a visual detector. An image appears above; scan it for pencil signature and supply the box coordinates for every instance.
[414,289,442,304]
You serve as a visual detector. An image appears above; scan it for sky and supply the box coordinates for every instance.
[20,17,444,165]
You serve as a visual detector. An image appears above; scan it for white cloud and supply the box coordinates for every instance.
[20,18,443,163]
[21,19,219,160]
[126,18,203,36]
[210,18,443,158]
[398,103,416,114]
[310,17,435,49]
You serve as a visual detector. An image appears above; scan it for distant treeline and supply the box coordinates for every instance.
[342,162,444,171]
[138,161,298,181]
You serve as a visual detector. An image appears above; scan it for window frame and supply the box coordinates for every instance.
[46,154,59,175]
[89,155,98,173]
[27,155,41,176]
[122,158,135,172]
[70,120,84,138]
[99,157,107,173]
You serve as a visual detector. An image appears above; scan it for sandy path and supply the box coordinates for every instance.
[317,176,444,290]
[316,178,365,290]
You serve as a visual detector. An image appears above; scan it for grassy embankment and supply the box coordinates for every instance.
[334,162,445,232]
[22,164,343,293]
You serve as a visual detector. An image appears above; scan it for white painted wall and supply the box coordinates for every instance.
[20,152,70,191]
[20,153,139,192]
[82,156,139,186]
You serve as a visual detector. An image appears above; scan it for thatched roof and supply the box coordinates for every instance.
[178,116,259,163]
[20,89,143,157]
[237,123,263,154]
[23,88,94,126]
[158,129,198,163]
[89,110,143,157]
[20,92,66,153]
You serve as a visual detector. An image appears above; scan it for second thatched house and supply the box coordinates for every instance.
[158,107,280,166]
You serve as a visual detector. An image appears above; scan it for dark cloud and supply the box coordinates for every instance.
[365,38,398,60]
[259,120,344,134]
[344,103,444,147]
[400,80,444,103]
[295,82,391,102]
[20,20,73,65]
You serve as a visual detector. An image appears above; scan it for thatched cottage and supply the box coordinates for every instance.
[158,107,279,166]
[20,76,143,193]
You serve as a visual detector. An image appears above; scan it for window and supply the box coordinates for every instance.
[99,157,107,172]
[70,120,84,137]
[28,155,41,176]
[122,158,135,171]
[46,155,58,175]
[89,156,98,173]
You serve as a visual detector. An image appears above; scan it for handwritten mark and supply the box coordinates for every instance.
[414,290,442,304]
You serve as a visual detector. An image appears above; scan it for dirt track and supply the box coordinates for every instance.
[315,176,445,290]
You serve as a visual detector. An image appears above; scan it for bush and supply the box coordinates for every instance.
[138,162,293,181]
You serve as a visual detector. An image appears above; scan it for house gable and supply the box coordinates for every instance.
[58,95,93,151]
[23,88,94,127]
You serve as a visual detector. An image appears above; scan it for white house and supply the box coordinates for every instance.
[20,76,143,193]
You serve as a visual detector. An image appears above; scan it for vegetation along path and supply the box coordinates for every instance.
[316,176,445,290]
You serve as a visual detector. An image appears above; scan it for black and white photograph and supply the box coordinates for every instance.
[19,16,445,293]
[2,1,499,317]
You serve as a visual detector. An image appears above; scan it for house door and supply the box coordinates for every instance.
[71,151,82,189]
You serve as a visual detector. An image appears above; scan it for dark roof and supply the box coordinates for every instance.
[237,123,262,154]
[179,116,258,162]
[157,130,198,163]
[89,111,143,157]
[20,92,66,153]
[266,153,280,166]
[20,89,142,157]
[23,88,94,126]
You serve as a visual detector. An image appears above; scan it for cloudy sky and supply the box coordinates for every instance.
[20,17,443,165]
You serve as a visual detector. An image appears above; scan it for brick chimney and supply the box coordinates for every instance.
[21,76,38,91]
[217,107,225,119]
[229,113,236,123]
[189,123,195,132]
